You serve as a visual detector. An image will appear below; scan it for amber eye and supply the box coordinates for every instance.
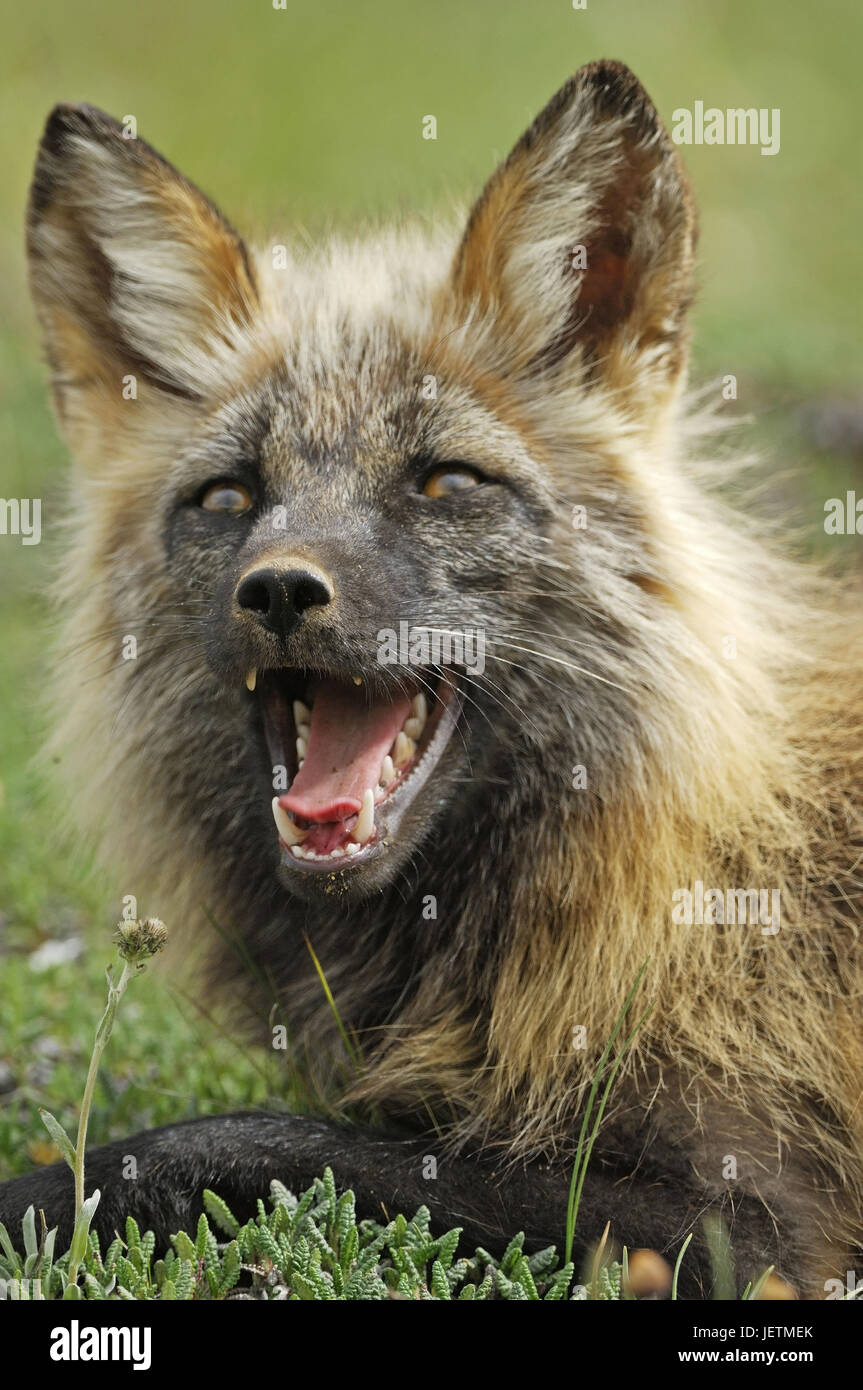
[199,481,253,514]
[422,467,483,499]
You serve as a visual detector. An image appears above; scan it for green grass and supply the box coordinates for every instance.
[0,0,860,1219]
[0,942,284,1182]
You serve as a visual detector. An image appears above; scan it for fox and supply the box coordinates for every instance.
[1,59,861,1299]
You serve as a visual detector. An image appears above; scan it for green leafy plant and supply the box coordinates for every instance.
[0,1166,592,1301]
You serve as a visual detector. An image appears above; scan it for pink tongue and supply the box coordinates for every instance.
[279,680,411,823]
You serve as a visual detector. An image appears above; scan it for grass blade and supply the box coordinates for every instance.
[564,959,651,1264]
[671,1231,694,1300]
[305,935,362,1072]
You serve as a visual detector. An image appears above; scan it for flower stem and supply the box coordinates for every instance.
[73,959,133,1220]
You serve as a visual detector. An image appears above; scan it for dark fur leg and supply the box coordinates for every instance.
[0,1111,792,1296]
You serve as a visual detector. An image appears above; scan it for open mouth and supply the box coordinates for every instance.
[249,667,461,872]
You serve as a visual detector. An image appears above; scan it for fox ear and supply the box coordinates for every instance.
[451,61,696,416]
[27,104,259,428]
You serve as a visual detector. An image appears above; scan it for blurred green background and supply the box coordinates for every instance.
[0,0,860,1176]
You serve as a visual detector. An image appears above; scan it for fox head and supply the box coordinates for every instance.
[28,60,699,915]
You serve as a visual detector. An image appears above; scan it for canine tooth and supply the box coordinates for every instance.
[353,675,362,686]
[272,797,308,846]
[403,692,427,741]
[353,788,375,844]
[380,755,395,786]
[296,736,307,761]
[393,732,416,768]
[245,669,257,692]
[345,841,360,855]
[296,722,311,742]
[293,699,311,726]
[290,845,304,858]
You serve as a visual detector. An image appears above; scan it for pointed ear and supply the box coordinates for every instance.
[451,61,697,421]
[27,104,260,432]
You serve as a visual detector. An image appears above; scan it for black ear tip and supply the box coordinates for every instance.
[38,102,123,157]
[574,60,670,152]
[577,59,645,96]
[31,104,125,216]
[520,61,660,164]
[579,58,639,84]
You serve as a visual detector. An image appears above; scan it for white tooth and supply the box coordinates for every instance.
[245,669,257,692]
[298,759,305,769]
[393,732,416,768]
[272,798,308,845]
[352,788,375,844]
[380,755,395,786]
[293,700,311,726]
[331,846,345,857]
[345,841,360,855]
[296,722,311,742]
[404,693,427,740]
[290,844,304,858]
[296,736,307,761]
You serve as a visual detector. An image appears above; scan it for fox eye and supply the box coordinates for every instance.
[422,466,483,499]
[199,481,253,514]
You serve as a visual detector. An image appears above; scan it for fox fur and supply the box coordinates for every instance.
[2,59,861,1296]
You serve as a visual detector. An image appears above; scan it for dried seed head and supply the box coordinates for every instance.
[112,917,168,962]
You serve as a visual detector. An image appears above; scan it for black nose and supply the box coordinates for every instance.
[236,566,333,636]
